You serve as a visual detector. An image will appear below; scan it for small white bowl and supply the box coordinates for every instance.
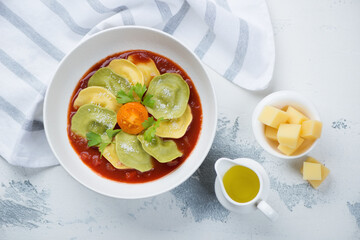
[252,91,321,159]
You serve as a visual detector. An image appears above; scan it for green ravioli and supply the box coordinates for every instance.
[88,67,131,96]
[71,104,117,138]
[115,131,153,172]
[137,134,183,163]
[144,73,190,119]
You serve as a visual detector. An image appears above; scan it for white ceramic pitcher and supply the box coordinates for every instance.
[214,157,279,221]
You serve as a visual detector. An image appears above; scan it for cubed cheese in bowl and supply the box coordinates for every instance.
[252,91,321,159]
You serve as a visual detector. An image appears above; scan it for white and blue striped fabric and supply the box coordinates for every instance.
[0,0,274,167]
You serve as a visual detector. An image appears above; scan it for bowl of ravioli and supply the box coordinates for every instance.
[44,26,217,199]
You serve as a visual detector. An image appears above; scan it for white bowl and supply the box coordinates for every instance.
[252,91,320,159]
[44,26,217,199]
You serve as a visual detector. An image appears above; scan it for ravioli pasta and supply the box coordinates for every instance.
[102,143,131,170]
[115,131,153,172]
[137,135,183,163]
[156,105,193,139]
[88,67,131,96]
[127,54,160,87]
[108,59,144,86]
[73,86,121,112]
[71,104,117,138]
[145,73,190,119]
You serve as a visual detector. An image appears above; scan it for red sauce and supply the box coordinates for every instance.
[67,50,202,183]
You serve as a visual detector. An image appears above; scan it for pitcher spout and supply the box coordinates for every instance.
[214,158,237,180]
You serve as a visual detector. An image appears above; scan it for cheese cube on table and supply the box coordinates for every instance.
[302,162,322,180]
[277,124,301,148]
[286,106,309,124]
[301,157,330,189]
[258,106,289,129]
[265,126,278,141]
[278,137,304,156]
[300,120,322,140]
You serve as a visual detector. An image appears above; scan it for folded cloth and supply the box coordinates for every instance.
[0,0,274,167]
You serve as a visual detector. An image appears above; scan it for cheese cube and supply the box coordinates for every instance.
[278,137,304,156]
[277,124,301,148]
[302,162,322,180]
[286,106,309,124]
[258,106,289,129]
[300,120,322,140]
[265,126,278,141]
[301,157,330,189]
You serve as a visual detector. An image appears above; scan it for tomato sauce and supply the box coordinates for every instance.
[67,50,202,183]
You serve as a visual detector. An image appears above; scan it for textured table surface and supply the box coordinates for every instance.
[1,1,360,239]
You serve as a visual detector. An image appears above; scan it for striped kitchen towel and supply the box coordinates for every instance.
[0,0,274,167]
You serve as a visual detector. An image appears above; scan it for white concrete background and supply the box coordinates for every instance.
[1,0,360,239]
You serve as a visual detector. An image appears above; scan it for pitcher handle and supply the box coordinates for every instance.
[257,200,279,222]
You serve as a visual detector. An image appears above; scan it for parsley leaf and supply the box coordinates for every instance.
[155,117,164,125]
[133,83,147,100]
[86,132,102,147]
[142,117,156,129]
[98,142,110,157]
[86,129,121,157]
[142,94,155,108]
[144,126,156,142]
[117,84,154,107]
[106,129,121,139]
[116,89,135,104]
[143,118,164,142]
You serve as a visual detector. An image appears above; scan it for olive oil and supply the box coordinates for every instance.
[223,165,260,203]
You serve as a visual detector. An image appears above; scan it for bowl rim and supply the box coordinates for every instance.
[43,26,218,199]
[252,90,320,159]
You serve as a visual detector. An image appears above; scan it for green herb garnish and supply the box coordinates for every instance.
[142,93,155,108]
[86,129,121,157]
[106,129,121,139]
[116,89,135,104]
[116,83,154,108]
[86,132,102,147]
[133,83,147,100]
[142,117,164,142]
[98,142,110,155]
[142,116,156,129]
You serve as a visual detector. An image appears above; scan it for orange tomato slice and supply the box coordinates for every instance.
[117,102,149,135]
